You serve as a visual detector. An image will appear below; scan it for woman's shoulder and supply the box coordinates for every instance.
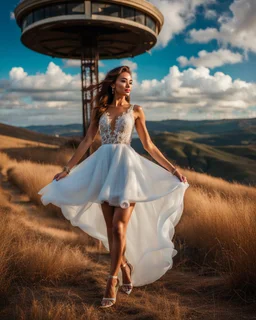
[133,104,143,112]
[133,104,145,121]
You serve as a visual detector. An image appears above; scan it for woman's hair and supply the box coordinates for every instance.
[86,65,132,122]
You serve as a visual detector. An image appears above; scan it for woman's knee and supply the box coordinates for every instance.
[112,222,125,238]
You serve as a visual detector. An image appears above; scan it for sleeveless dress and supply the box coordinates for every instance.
[38,104,190,286]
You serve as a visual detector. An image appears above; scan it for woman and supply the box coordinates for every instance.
[38,65,190,308]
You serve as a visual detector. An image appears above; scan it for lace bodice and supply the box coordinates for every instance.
[99,104,135,145]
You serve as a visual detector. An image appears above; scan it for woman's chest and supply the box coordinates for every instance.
[99,111,134,135]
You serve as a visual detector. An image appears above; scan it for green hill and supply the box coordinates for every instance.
[131,132,256,186]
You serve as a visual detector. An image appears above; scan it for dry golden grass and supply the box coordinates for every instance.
[0,134,58,149]
[1,147,256,295]
[0,187,192,319]
[14,292,98,320]
[0,134,75,167]
[1,132,256,318]
[0,188,103,319]
[0,151,18,175]
[0,198,88,287]
[176,185,256,291]
[183,167,255,200]
[8,159,62,205]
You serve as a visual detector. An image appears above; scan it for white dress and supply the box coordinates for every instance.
[38,104,190,286]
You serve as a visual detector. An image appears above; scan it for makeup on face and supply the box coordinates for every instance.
[117,73,133,94]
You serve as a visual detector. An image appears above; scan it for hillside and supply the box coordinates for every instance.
[0,120,256,319]
[131,132,256,186]
[1,119,255,186]
[146,117,256,135]
[24,117,256,138]
[0,123,69,146]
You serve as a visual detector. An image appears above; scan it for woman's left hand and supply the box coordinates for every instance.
[172,168,188,183]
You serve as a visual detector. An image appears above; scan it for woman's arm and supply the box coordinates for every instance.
[64,107,99,171]
[134,105,187,183]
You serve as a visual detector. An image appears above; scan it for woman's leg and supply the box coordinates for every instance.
[110,202,135,276]
[101,201,115,254]
[101,201,132,266]
[100,201,135,306]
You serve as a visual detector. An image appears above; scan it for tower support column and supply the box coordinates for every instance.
[81,48,99,157]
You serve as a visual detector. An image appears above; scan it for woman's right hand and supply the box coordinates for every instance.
[173,168,187,184]
[53,171,68,181]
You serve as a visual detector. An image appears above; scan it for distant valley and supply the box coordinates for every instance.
[0,117,255,186]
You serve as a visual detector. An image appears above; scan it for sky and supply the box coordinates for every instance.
[1,0,256,126]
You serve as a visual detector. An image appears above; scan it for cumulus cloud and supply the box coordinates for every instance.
[177,49,244,68]
[8,62,80,92]
[132,64,256,121]
[188,0,256,54]
[1,61,256,125]
[148,0,216,48]
[62,59,104,68]
[120,59,138,72]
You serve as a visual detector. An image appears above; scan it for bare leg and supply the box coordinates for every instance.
[100,201,135,306]
[101,201,127,265]
[110,202,135,276]
[101,201,114,252]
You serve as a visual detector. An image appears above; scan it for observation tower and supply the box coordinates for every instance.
[14,0,164,154]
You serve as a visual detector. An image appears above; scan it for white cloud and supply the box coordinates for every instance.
[148,0,215,48]
[10,67,28,81]
[10,11,15,20]
[177,49,243,68]
[62,60,81,68]
[188,0,256,54]
[9,62,80,91]
[133,65,256,121]
[120,59,137,72]
[119,59,139,85]
[1,62,256,125]
[62,59,104,68]
[205,9,217,20]
[188,27,219,43]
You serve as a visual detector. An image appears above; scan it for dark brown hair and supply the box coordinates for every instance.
[86,65,132,122]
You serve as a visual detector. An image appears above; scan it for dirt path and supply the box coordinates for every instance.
[1,172,256,320]
[1,172,38,214]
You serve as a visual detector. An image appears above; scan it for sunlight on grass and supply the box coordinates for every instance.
[0,135,256,318]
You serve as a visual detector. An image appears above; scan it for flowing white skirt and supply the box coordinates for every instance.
[38,143,190,286]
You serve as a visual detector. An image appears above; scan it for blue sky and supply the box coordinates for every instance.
[1,0,256,126]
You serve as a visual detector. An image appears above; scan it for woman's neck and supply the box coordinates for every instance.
[110,96,129,107]
[107,103,130,108]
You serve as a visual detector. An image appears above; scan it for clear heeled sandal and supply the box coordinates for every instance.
[120,261,134,295]
[99,275,120,309]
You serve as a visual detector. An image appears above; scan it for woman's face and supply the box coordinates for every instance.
[113,72,133,97]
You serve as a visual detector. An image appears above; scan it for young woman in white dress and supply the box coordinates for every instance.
[38,66,189,309]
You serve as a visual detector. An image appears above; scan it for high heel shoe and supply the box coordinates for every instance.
[99,275,119,308]
[120,261,134,295]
